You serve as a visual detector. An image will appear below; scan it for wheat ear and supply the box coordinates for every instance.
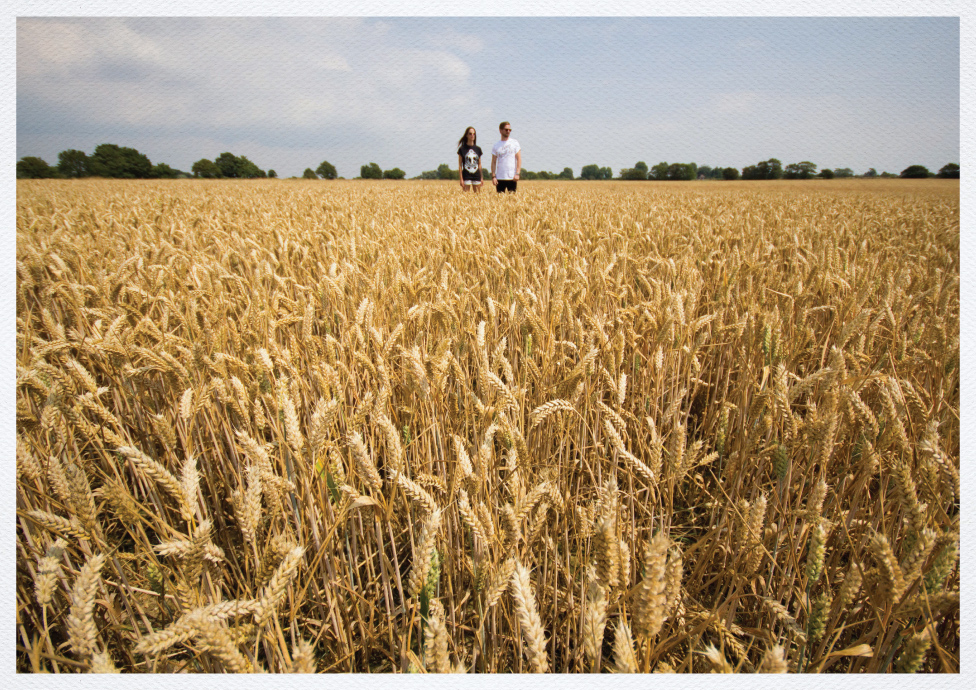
[583,578,609,671]
[510,561,549,673]
[611,618,638,673]
[425,598,451,673]
[256,545,305,626]
[66,552,107,660]
[633,531,669,638]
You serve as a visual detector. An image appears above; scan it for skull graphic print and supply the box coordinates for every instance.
[463,148,480,175]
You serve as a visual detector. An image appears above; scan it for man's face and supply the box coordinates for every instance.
[500,126,512,138]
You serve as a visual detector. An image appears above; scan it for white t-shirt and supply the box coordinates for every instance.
[492,138,521,180]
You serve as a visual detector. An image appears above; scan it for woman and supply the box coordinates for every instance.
[457,127,484,192]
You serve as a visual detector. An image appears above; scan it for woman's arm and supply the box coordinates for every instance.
[458,154,465,189]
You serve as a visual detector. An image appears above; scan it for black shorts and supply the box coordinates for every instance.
[495,179,517,193]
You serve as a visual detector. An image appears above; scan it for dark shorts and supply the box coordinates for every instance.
[495,179,517,193]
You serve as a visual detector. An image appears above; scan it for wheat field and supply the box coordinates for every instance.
[15,178,959,673]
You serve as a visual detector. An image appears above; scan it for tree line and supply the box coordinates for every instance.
[17,144,960,181]
[603,159,959,180]
[15,144,279,180]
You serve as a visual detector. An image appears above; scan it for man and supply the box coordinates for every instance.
[491,122,521,193]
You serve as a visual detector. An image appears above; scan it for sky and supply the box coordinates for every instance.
[16,14,960,178]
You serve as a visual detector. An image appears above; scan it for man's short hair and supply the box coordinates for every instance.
[499,121,510,130]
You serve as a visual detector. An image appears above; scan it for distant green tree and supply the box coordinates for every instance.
[762,158,783,179]
[215,152,240,178]
[316,161,338,179]
[436,163,454,180]
[268,169,277,178]
[619,163,647,180]
[649,162,669,180]
[17,156,56,178]
[360,162,383,179]
[383,167,406,179]
[57,149,90,178]
[880,171,897,178]
[482,167,492,180]
[211,152,265,178]
[521,170,538,180]
[784,161,817,179]
[303,168,318,179]
[818,168,835,179]
[833,168,854,178]
[580,164,612,180]
[900,165,930,178]
[722,167,740,180]
[666,163,695,181]
[742,158,782,180]
[420,170,439,180]
[192,159,222,178]
[698,165,725,180]
[558,167,574,180]
[938,163,960,179]
[151,163,180,178]
[579,164,600,180]
[90,144,152,178]
[863,168,878,178]
[237,155,266,178]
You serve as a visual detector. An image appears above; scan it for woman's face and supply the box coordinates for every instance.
[466,128,476,142]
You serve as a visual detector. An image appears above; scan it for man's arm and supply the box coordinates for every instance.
[514,151,522,180]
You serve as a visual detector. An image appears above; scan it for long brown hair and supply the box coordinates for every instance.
[457,126,477,147]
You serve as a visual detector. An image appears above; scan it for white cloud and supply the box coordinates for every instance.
[17,20,96,74]
[18,18,477,140]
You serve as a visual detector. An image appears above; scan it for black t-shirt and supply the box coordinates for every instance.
[457,144,483,180]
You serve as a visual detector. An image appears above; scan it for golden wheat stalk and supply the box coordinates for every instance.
[66,552,106,659]
[582,577,609,670]
[407,509,442,598]
[510,561,549,673]
[390,469,438,516]
[255,545,305,627]
[633,531,670,639]
[118,445,185,505]
[611,618,638,673]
